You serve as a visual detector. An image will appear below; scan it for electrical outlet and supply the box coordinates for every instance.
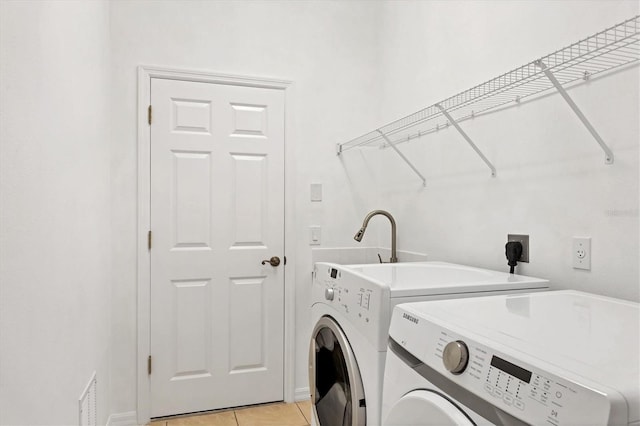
[573,237,591,270]
[507,234,529,263]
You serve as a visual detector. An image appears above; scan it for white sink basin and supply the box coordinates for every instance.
[344,261,548,295]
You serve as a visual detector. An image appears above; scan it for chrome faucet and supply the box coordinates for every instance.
[354,210,398,263]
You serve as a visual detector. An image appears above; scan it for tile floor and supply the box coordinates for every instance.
[149,400,313,426]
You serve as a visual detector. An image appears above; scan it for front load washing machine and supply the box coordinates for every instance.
[309,261,549,426]
[382,290,639,425]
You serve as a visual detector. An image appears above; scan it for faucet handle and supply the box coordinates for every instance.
[378,253,398,263]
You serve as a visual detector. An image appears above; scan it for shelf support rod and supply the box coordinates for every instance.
[436,104,497,177]
[536,60,613,164]
[376,130,427,186]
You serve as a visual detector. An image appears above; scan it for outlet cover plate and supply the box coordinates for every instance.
[507,234,529,263]
[573,237,591,270]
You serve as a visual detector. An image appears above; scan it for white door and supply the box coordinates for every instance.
[149,77,285,417]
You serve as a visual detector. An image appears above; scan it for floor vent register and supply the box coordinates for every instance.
[78,371,97,426]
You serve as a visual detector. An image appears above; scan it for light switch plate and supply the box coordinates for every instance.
[310,183,322,202]
[309,226,321,245]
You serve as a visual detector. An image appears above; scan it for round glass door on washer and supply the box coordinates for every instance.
[309,316,366,426]
[384,390,475,426]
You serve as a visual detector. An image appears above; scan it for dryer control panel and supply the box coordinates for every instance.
[312,263,391,351]
[388,305,623,426]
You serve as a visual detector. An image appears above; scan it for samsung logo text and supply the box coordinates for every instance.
[403,313,419,324]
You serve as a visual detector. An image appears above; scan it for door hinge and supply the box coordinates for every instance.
[148,230,152,250]
[148,105,152,125]
[148,355,152,375]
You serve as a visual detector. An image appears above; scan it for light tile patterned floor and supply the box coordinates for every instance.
[150,401,312,426]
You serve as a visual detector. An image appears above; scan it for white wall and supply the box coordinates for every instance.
[1,1,636,422]
[108,1,640,417]
[109,0,382,414]
[0,1,112,424]
[374,1,640,301]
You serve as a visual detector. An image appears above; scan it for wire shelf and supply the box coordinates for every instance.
[338,15,640,153]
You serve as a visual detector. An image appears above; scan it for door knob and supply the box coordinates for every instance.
[261,256,281,267]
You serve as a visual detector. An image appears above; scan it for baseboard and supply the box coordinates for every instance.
[295,387,311,402]
[107,393,309,424]
[107,411,138,426]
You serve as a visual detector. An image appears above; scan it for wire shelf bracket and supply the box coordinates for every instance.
[377,130,427,186]
[436,104,497,177]
[535,59,614,164]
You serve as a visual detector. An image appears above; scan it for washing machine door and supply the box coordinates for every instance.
[309,316,366,426]
[384,390,475,426]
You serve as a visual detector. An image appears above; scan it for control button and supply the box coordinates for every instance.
[363,293,371,309]
[555,391,562,398]
[493,389,503,398]
[503,395,514,405]
[325,288,335,301]
[514,400,525,410]
[443,340,469,374]
[484,383,493,393]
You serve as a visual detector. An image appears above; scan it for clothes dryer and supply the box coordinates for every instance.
[309,261,549,426]
[382,290,639,425]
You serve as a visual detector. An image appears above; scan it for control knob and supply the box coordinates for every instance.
[325,288,335,301]
[443,340,469,374]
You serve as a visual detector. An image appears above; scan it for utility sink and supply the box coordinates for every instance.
[342,261,549,297]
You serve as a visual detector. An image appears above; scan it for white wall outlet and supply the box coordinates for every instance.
[309,226,321,245]
[573,237,591,270]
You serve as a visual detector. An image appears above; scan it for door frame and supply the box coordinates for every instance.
[136,65,295,424]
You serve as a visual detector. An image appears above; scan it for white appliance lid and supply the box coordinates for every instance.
[400,290,640,413]
[344,262,548,297]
